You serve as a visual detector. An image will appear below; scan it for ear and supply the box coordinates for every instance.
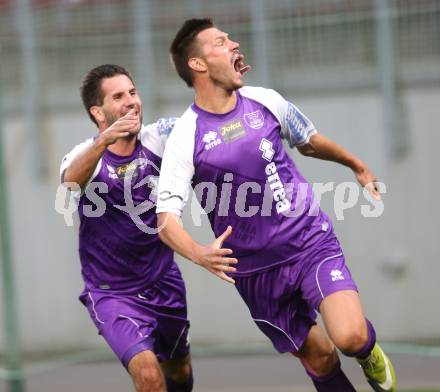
[90,106,104,124]
[188,57,207,73]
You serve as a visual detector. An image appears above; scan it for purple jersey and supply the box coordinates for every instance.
[61,119,176,291]
[157,87,335,275]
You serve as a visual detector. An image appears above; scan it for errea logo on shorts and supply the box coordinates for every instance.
[331,269,345,282]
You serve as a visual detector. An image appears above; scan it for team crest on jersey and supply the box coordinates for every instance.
[219,119,246,143]
[244,110,264,129]
[203,130,222,150]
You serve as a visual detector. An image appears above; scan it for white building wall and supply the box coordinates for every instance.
[1,87,439,353]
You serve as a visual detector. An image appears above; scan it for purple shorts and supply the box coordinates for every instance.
[235,244,357,354]
[80,262,190,369]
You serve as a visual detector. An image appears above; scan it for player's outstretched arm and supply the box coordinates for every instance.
[157,213,238,284]
[297,133,381,200]
[63,110,139,188]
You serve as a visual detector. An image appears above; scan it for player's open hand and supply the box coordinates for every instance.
[355,166,381,201]
[194,226,238,284]
[99,109,140,146]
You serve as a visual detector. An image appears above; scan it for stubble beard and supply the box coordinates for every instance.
[103,109,143,134]
[211,72,242,93]
[103,110,117,127]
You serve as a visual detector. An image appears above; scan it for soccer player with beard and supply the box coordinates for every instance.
[60,64,193,392]
[156,19,396,392]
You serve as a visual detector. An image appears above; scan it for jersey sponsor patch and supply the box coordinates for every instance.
[156,117,177,136]
[219,119,246,143]
[116,162,139,180]
[286,103,309,143]
[106,162,141,181]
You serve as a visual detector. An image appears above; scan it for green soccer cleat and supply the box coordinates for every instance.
[357,343,397,392]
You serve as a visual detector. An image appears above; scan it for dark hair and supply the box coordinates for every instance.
[170,18,215,87]
[80,64,134,126]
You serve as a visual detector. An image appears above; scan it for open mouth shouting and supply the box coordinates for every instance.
[232,52,251,78]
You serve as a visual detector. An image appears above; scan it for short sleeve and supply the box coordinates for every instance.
[59,137,99,200]
[156,113,196,216]
[140,117,177,158]
[282,101,317,148]
[59,138,97,181]
[239,86,317,148]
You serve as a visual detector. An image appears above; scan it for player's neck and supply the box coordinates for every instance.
[107,136,138,156]
[194,85,237,114]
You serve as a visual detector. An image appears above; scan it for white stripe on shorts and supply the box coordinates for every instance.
[170,325,188,359]
[88,292,105,324]
[119,315,149,338]
[253,318,299,351]
[315,252,344,299]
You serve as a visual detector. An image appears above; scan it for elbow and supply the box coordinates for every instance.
[298,148,310,157]
[62,169,85,191]
[62,167,78,185]
[297,133,320,157]
[61,168,71,183]
[61,168,80,190]
[297,144,315,157]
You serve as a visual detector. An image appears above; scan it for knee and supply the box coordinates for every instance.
[166,362,192,384]
[130,362,165,392]
[143,367,165,390]
[163,355,192,384]
[297,346,338,377]
[333,325,369,355]
[312,348,338,377]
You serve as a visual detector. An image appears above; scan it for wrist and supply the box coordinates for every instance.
[350,158,366,175]
[95,133,110,151]
[190,243,204,265]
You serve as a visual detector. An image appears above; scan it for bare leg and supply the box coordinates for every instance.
[294,324,356,391]
[161,354,193,391]
[293,324,338,376]
[319,290,369,355]
[128,350,166,392]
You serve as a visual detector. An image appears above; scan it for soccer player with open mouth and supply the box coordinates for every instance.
[156,18,396,392]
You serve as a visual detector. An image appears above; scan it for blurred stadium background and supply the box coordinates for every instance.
[0,0,439,391]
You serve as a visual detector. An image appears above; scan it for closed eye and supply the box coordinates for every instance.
[215,37,226,46]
